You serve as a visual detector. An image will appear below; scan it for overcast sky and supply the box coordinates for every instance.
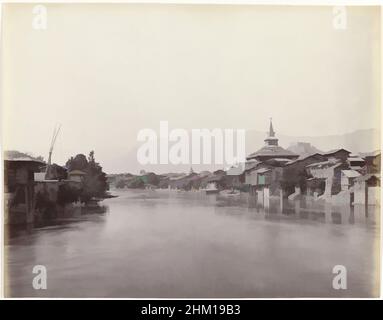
[2,4,380,173]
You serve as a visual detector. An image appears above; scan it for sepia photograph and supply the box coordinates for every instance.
[0,2,381,301]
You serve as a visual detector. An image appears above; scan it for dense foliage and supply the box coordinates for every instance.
[65,151,109,202]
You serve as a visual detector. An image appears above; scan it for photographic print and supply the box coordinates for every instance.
[1,2,381,299]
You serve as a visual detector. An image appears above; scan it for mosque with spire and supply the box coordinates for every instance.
[246,119,299,162]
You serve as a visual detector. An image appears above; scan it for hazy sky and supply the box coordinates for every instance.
[1,4,380,173]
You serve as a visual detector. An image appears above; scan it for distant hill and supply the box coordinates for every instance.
[287,142,323,157]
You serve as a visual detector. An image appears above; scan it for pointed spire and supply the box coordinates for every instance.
[264,118,278,146]
[269,117,275,137]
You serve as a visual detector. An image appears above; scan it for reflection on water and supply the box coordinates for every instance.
[5,205,109,241]
[5,189,380,298]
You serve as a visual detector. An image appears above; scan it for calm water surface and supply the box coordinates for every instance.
[5,189,380,297]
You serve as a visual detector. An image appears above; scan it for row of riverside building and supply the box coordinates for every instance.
[3,157,88,225]
[227,120,380,206]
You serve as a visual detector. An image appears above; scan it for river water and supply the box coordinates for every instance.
[4,189,380,297]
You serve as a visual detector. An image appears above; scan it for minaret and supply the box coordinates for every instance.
[264,118,278,146]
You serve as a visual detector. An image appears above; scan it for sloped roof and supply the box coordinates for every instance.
[247,145,298,159]
[257,168,271,174]
[285,153,325,166]
[264,158,293,164]
[359,150,381,158]
[323,148,351,156]
[348,157,365,162]
[4,154,45,164]
[245,160,260,170]
[350,166,363,171]
[306,159,341,169]
[341,170,361,178]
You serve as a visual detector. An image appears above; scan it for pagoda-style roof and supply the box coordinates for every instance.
[247,145,298,161]
[247,118,299,161]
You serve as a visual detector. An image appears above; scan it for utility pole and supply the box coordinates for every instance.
[45,124,61,179]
